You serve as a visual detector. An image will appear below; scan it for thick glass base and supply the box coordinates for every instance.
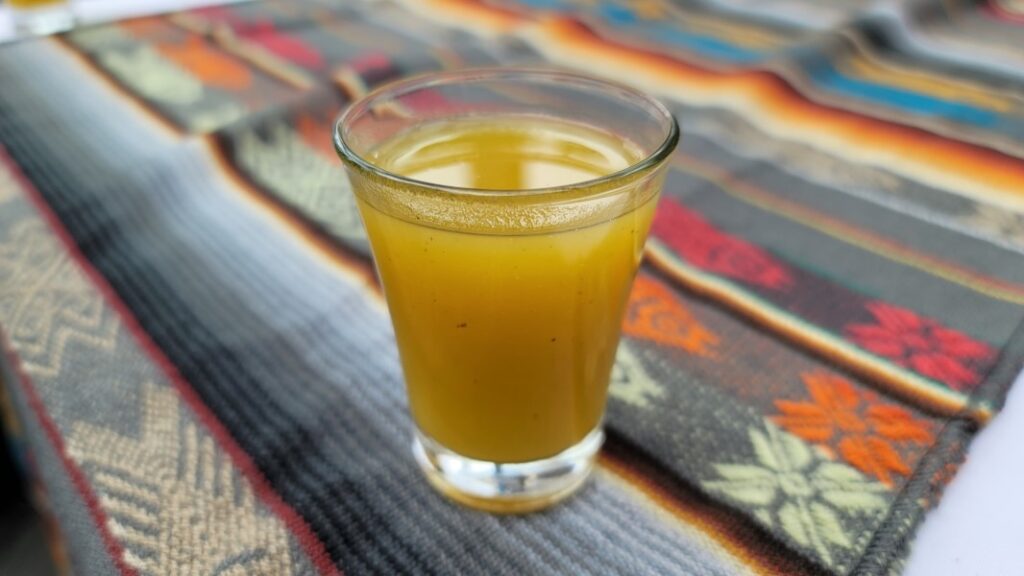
[413,427,604,514]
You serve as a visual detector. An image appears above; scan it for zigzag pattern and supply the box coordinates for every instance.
[67,384,294,576]
[0,221,119,378]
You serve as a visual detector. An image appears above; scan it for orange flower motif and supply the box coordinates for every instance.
[158,36,253,91]
[773,373,933,486]
[623,275,718,356]
[296,113,337,159]
[119,17,167,38]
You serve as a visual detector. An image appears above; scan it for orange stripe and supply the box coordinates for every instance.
[407,0,527,32]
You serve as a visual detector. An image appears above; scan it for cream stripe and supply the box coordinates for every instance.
[100,495,158,528]
[219,453,235,498]
[94,472,162,506]
[201,435,216,494]
[107,519,158,553]
[184,422,198,488]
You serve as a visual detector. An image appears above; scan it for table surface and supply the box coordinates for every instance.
[0,2,1021,575]
[905,371,1024,576]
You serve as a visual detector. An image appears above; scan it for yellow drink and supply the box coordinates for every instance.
[354,117,659,463]
[336,70,677,512]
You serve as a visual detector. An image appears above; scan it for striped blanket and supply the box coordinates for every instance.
[1,1,1023,574]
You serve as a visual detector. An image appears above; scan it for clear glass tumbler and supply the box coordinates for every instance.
[8,0,74,36]
[334,69,678,513]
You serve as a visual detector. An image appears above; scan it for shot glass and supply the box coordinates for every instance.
[334,69,678,513]
[8,0,73,36]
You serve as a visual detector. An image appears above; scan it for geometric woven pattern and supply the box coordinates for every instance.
[2,0,1024,574]
[67,384,293,576]
[0,221,118,378]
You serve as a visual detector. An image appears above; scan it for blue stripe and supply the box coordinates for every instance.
[510,0,576,9]
[810,63,1000,127]
[646,23,761,63]
[596,5,761,62]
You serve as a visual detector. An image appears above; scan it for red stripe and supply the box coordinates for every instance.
[986,1,1024,23]
[1,335,137,576]
[0,147,340,576]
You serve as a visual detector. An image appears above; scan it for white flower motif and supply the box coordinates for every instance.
[100,46,204,106]
[703,423,888,567]
[609,344,665,408]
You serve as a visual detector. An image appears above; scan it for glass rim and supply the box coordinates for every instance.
[333,67,680,198]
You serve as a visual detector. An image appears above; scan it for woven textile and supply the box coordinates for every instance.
[1,0,1023,574]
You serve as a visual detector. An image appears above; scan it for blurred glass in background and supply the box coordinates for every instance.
[7,0,74,36]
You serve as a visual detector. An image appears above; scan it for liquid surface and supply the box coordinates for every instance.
[371,118,634,191]
[354,117,659,462]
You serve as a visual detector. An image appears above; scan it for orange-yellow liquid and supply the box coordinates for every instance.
[355,118,658,462]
